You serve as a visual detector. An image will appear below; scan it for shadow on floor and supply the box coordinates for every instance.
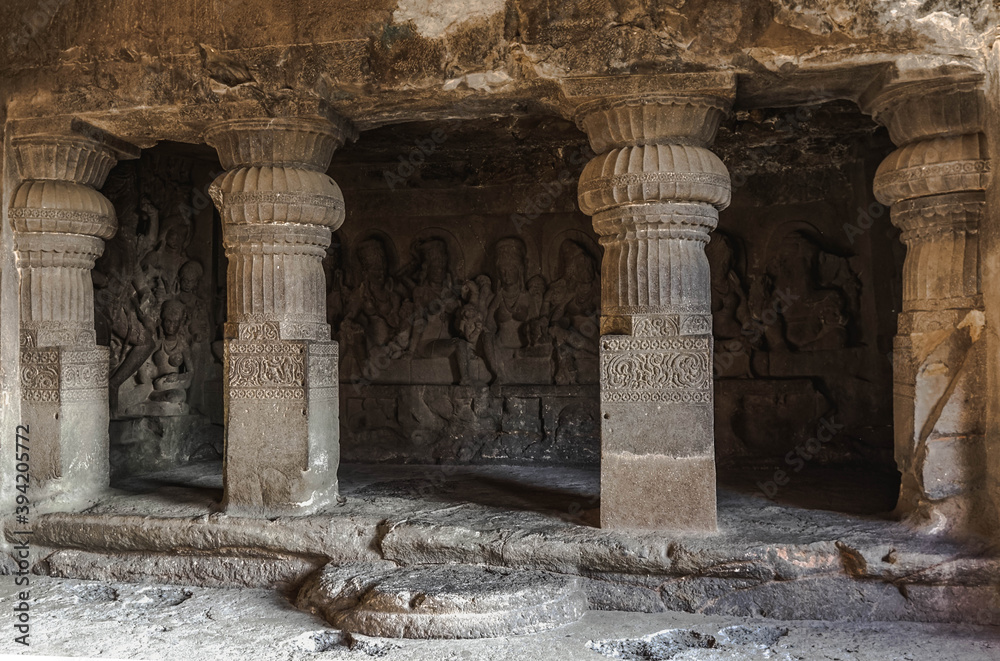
[110,459,901,521]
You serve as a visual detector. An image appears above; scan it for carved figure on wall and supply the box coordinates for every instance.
[482,237,536,384]
[403,237,460,355]
[341,237,411,374]
[764,230,850,352]
[140,211,193,302]
[178,261,210,344]
[147,299,194,405]
[456,275,492,385]
[333,232,606,388]
[707,233,754,377]
[323,238,346,336]
[120,298,194,417]
[97,154,221,420]
[544,239,600,385]
[708,233,750,342]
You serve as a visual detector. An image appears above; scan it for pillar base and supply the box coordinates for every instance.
[601,452,716,531]
[599,333,717,532]
[222,339,340,516]
[20,344,111,512]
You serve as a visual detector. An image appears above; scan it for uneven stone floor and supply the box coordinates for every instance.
[0,575,998,660]
[12,462,998,625]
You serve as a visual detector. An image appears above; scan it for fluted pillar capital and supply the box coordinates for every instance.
[9,121,139,241]
[560,72,736,153]
[204,115,356,172]
[864,75,987,146]
[207,116,355,233]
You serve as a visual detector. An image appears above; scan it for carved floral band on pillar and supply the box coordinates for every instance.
[9,122,138,508]
[866,75,992,536]
[562,73,735,532]
[206,115,356,516]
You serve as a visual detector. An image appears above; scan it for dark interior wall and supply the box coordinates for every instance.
[95,103,902,477]
[712,102,901,472]
[328,117,601,465]
[330,106,902,472]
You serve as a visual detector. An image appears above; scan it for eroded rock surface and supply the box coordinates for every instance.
[296,562,588,638]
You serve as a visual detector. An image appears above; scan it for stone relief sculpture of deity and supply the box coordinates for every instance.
[96,155,216,419]
[762,230,853,352]
[323,238,347,337]
[340,236,412,376]
[140,210,194,302]
[401,237,460,355]
[481,237,540,384]
[707,233,753,377]
[543,239,600,385]
[335,232,602,388]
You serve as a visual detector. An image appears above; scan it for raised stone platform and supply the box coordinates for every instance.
[6,462,999,626]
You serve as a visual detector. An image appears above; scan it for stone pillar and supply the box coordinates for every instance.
[985,40,1000,541]
[9,125,137,509]
[562,74,735,531]
[866,76,992,535]
[207,116,355,515]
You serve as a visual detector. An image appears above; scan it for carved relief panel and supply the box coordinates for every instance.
[95,151,224,477]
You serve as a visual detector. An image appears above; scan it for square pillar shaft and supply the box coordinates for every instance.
[207,116,355,515]
[563,74,735,531]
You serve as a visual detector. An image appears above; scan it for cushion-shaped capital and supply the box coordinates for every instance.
[874,134,990,206]
[869,77,986,146]
[578,144,731,215]
[13,134,123,186]
[211,166,345,230]
[578,97,730,153]
[9,180,116,239]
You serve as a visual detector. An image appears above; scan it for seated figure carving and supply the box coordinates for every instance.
[120,298,194,417]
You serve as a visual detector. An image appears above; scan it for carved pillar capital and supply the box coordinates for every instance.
[867,77,990,312]
[9,123,139,348]
[205,116,356,171]
[206,116,355,232]
[207,114,356,340]
[866,75,992,535]
[564,73,735,532]
[866,76,987,146]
